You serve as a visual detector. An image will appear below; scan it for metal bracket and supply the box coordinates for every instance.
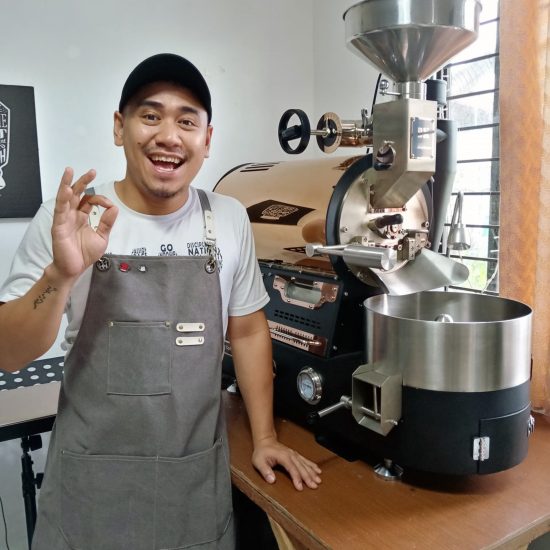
[473,436,490,461]
[176,323,205,333]
[272,275,338,310]
[351,364,402,436]
[176,336,204,346]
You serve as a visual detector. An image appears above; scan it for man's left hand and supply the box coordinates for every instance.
[252,438,322,491]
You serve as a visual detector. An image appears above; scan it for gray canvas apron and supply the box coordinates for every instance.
[32,190,235,550]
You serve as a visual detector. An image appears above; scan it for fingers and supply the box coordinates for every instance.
[54,167,75,217]
[57,167,96,197]
[77,193,114,214]
[54,167,97,219]
[59,166,74,190]
[284,452,322,491]
[259,466,276,485]
[95,204,119,241]
[254,446,322,492]
[78,194,119,240]
[72,169,96,196]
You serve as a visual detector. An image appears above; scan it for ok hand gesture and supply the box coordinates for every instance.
[51,168,118,281]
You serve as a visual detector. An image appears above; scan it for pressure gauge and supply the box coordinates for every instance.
[297,367,323,405]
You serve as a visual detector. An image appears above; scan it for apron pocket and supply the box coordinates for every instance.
[60,450,156,550]
[154,438,233,549]
[107,320,171,395]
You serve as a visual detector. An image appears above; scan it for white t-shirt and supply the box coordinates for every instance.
[0,182,269,354]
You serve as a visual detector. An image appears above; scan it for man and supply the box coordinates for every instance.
[0,53,321,550]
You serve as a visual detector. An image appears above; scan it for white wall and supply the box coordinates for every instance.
[0,3,380,548]
[313,0,382,120]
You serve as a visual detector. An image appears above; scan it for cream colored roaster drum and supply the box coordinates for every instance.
[215,155,447,295]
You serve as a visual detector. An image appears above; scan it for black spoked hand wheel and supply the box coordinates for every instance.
[278,109,311,154]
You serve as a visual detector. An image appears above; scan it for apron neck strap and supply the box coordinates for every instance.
[196,188,216,248]
[196,189,218,272]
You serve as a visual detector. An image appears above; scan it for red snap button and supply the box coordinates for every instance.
[119,262,130,272]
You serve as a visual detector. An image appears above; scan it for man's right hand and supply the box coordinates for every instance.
[50,167,119,281]
[0,168,119,372]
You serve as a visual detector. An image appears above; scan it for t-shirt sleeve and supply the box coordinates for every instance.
[227,203,269,317]
[0,203,54,302]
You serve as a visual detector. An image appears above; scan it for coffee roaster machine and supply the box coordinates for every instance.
[216,0,534,477]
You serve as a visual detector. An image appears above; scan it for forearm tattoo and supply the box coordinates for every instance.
[33,285,58,309]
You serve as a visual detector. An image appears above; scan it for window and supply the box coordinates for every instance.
[441,0,500,294]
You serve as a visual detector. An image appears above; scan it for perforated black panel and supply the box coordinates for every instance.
[0,356,64,391]
[273,309,322,330]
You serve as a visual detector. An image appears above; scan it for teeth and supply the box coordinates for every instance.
[150,155,182,165]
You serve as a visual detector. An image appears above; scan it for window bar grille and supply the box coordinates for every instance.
[436,8,501,294]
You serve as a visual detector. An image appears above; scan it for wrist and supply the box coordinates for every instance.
[252,430,278,447]
[43,263,79,289]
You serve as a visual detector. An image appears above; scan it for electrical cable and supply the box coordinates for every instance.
[371,73,382,114]
[362,72,383,155]
[481,230,499,294]
[481,263,499,294]
[0,495,10,550]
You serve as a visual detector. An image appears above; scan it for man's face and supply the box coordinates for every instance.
[113,81,212,213]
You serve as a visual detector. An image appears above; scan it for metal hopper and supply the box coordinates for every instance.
[344,0,482,84]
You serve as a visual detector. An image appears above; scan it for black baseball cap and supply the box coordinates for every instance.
[118,53,212,122]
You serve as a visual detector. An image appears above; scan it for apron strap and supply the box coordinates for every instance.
[196,188,216,246]
[196,189,218,272]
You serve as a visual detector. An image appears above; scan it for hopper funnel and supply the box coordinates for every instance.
[344,0,482,83]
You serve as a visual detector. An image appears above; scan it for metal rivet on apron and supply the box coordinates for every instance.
[107,321,114,327]
[138,265,147,273]
[205,259,216,274]
[119,262,131,272]
[96,257,110,272]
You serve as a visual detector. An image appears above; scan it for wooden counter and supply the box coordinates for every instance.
[0,382,59,441]
[2,382,549,549]
[225,392,550,550]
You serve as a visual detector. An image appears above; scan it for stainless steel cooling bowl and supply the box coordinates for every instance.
[364,291,532,392]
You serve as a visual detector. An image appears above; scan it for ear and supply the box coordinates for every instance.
[204,125,213,159]
[113,111,124,147]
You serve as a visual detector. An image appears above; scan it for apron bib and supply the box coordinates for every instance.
[33,190,235,550]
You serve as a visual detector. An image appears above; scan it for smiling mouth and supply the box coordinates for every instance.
[149,154,183,172]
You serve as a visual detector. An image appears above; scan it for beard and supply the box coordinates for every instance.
[147,186,181,199]
[139,178,188,200]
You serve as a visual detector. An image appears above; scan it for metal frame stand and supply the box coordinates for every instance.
[21,435,43,549]
[374,458,404,480]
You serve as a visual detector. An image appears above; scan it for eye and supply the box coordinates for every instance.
[178,118,197,128]
[141,112,160,123]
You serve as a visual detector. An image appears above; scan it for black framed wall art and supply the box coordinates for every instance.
[0,85,42,218]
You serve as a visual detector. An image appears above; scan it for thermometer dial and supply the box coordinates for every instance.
[296,367,323,405]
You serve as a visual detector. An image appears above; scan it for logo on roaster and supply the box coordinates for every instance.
[0,101,9,191]
[260,204,299,221]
